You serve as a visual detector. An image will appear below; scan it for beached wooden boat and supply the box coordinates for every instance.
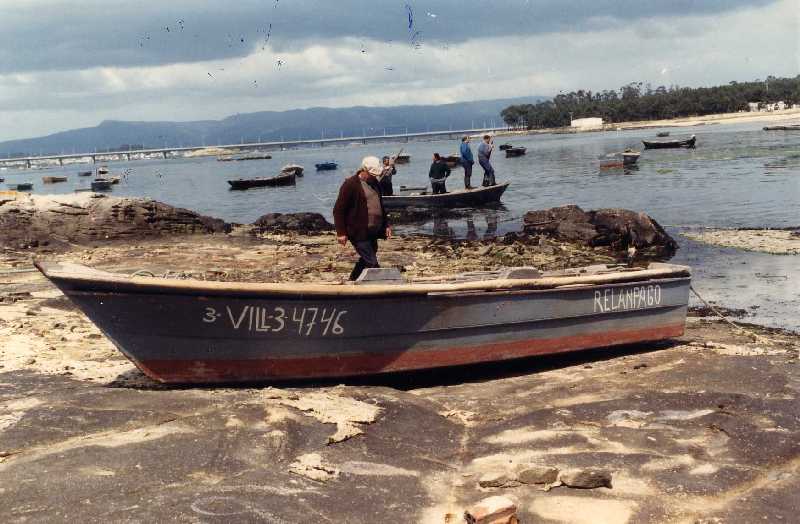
[315,162,338,171]
[642,135,696,149]
[91,178,113,191]
[42,176,68,184]
[78,171,93,177]
[36,261,691,384]
[498,144,513,151]
[763,124,800,131]
[228,172,296,190]
[383,182,509,209]
[505,147,527,157]
[393,154,411,164]
[281,164,304,177]
[7,183,33,191]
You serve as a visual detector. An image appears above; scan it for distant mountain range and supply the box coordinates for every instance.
[0,96,547,157]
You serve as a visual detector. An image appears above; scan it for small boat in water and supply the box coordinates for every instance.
[228,172,297,190]
[656,131,670,137]
[42,176,68,184]
[35,260,691,384]
[91,178,113,191]
[97,166,110,175]
[235,154,272,161]
[78,170,93,177]
[109,176,121,185]
[383,182,509,209]
[8,183,33,191]
[763,124,800,131]
[600,150,641,169]
[443,155,461,168]
[281,164,304,177]
[498,144,514,151]
[642,135,696,149]
[315,162,338,171]
[505,147,527,157]
[393,154,411,164]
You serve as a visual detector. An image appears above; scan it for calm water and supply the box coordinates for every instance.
[4,121,799,329]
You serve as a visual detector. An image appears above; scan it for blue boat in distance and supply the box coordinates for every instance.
[315,161,338,171]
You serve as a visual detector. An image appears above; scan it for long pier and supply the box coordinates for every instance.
[0,127,511,167]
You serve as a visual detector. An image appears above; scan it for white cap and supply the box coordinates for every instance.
[360,156,382,176]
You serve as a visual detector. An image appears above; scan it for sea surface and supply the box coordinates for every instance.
[4,122,799,330]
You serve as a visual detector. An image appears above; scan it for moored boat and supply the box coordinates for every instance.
[78,170,93,177]
[656,131,670,137]
[281,164,304,177]
[97,166,110,175]
[91,178,113,191]
[109,176,121,184]
[505,147,527,157]
[393,154,411,164]
[383,182,509,208]
[35,261,691,384]
[600,150,641,169]
[7,183,33,191]
[443,155,461,168]
[642,135,696,149]
[42,176,68,184]
[763,124,800,131]
[228,172,296,190]
[315,162,338,171]
[498,144,513,151]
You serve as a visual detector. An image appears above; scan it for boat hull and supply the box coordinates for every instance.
[383,182,509,208]
[228,173,296,189]
[40,265,689,384]
[642,136,696,149]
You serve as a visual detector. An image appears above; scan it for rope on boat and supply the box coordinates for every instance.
[689,285,774,345]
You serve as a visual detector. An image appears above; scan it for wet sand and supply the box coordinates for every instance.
[2,232,799,522]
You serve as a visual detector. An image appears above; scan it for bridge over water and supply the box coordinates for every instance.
[0,127,511,167]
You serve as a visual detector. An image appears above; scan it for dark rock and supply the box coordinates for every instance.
[559,468,613,489]
[523,205,677,259]
[252,212,333,234]
[516,465,559,485]
[0,194,230,251]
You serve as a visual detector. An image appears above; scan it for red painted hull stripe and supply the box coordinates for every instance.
[136,323,685,382]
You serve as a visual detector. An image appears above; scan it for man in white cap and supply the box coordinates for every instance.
[333,156,392,280]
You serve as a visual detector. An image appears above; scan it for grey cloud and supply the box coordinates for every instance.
[0,0,778,73]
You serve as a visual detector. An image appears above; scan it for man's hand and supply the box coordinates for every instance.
[386,226,392,239]
[337,235,347,246]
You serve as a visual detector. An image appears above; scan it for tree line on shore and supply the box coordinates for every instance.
[501,75,800,128]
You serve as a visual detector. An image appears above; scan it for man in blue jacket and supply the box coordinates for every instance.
[459,136,475,189]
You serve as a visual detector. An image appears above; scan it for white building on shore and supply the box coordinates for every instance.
[570,117,604,129]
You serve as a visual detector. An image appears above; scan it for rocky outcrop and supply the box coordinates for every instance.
[252,212,333,234]
[523,205,678,258]
[0,193,229,249]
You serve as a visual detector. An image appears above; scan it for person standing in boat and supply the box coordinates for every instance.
[459,136,475,189]
[477,134,496,186]
[428,153,451,194]
[378,155,396,196]
[333,156,392,281]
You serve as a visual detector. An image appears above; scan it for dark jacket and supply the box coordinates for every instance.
[428,160,451,181]
[378,165,395,196]
[333,174,389,241]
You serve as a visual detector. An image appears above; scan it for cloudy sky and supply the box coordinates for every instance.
[0,0,797,141]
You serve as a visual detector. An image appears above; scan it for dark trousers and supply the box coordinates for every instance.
[479,159,495,186]
[463,161,473,188]
[431,180,447,194]
[349,237,380,281]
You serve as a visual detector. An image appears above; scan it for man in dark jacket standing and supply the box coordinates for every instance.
[428,153,451,194]
[333,156,392,281]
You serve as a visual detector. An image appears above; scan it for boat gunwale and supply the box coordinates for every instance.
[382,182,509,201]
[35,261,690,298]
